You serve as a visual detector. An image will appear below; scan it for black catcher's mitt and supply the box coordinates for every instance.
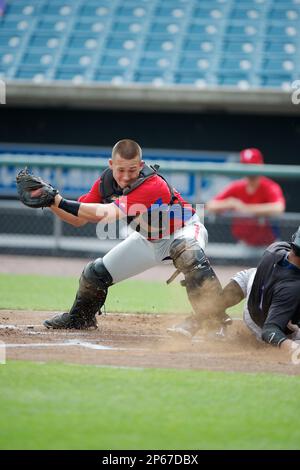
[16,168,58,208]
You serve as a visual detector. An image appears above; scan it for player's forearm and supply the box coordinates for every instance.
[206,200,230,213]
[243,202,285,216]
[222,280,245,309]
[50,205,87,227]
[78,202,112,222]
[53,194,118,223]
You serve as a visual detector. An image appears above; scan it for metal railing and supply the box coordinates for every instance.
[1,156,299,263]
[1,154,300,178]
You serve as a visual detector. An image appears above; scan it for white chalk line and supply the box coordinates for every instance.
[0,324,172,339]
[4,339,147,352]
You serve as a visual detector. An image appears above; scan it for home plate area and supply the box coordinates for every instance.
[0,310,298,375]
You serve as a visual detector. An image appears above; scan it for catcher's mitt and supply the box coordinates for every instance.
[16,168,58,208]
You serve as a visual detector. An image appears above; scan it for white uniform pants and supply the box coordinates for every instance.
[103,214,208,284]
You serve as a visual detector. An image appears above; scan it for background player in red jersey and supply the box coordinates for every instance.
[206,148,286,247]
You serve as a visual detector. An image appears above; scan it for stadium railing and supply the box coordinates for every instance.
[0,156,299,264]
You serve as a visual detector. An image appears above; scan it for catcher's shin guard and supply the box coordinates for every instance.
[44,259,113,329]
[169,238,232,335]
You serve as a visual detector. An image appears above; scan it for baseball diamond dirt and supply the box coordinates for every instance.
[0,255,299,375]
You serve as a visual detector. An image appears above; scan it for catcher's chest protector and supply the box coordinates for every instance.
[99,164,175,204]
[99,165,178,236]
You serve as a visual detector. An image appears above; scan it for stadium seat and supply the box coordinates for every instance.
[111,21,146,34]
[2,0,300,89]
[149,21,184,35]
[259,73,294,88]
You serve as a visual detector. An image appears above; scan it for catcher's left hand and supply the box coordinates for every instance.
[16,168,59,208]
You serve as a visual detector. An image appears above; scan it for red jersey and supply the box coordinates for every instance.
[79,174,194,240]
[78,177,102,203]
[213,177,285,246]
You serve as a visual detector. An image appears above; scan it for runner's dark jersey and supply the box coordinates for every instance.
[248,241,300,331]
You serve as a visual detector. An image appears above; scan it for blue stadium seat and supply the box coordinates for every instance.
[154,6,189,19]
[217,73,252,87]
[15,66,51,80]
[220,57,254,72]
[61,53,94,66]
[67,34,100,49]
[5,2,39,16]
[116,5,150,19]
[144,38,177,53]
[139,56,169,67]
[105,35,139,51]
[268,8,300,21]
[93,69,127,83]
[133,71,170,84]
[263,40,298,54]
[99,54,133,68]
[28,33,63,48]
[21,52,56,65]
[0,52,16,76]
[183,39,219,54]
[187,22,220,36]
[72,20,106,33]
[179,56,212,71]
[0,33,24,48]
[78,2,112,18]
[225,24,260,37]
[54,68,88,81]
[36,18,71,32]
[229,8,264,20]
[262,57,296,73]
[111,21,146,34]
[149,21,184,35]
[174,73,210,86]
[259,73,293,88]
[193,5,229,20]
[223,40,257,54]
[2,0,300,89]
[266,24,299,38]
[41,4,74,16]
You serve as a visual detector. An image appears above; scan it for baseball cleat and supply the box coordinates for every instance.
[43,312,98,330]
[167,315,202,339]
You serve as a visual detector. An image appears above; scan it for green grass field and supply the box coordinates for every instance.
[0,273,242,316]
[1,361,300,450]
[0,273,299,450]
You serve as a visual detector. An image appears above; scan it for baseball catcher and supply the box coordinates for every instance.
[16,140,232,336]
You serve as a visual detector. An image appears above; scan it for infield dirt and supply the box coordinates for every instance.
[1,310,299,375]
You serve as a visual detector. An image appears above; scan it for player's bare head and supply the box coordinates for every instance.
[110,139,144,188]
[111,139,142,162]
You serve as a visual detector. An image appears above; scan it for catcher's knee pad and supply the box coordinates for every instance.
[75,259,113,310]
[84,259,113,290]
[170,238,224,323]
[169,238,217,288]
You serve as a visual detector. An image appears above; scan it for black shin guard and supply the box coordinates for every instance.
[68,259,113,327]
[170,238,229,327]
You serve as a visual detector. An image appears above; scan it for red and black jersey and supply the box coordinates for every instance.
[78,165,195,239]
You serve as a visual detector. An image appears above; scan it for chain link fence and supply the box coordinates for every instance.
[1,200,299,265]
